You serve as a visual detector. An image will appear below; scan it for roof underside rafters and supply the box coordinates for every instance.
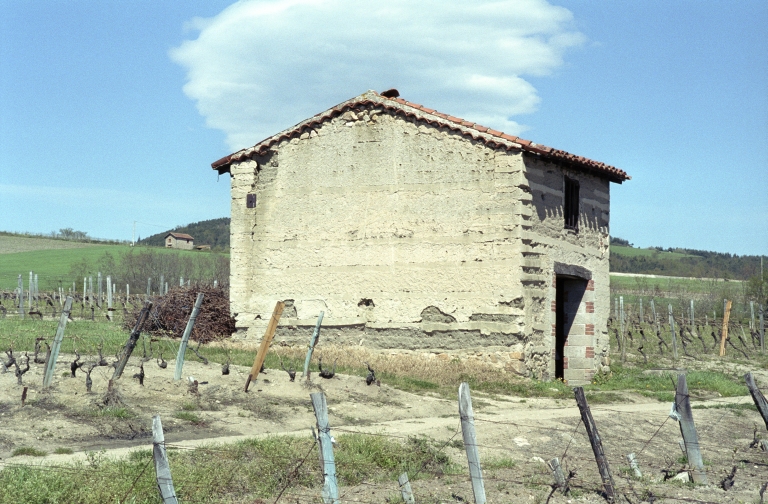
[211,91,630,183]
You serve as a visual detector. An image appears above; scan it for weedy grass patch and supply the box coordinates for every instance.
[0,433,457,503]
[11,447,47,457]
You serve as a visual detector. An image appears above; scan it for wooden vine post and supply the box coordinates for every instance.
[745,372,768,430]
[574,386,615,502]
[720,300,732,357]
[244,301,284,392]
[112,301,153,380]
[174,292,205,381]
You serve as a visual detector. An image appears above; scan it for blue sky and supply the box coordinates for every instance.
[1,0,766,256]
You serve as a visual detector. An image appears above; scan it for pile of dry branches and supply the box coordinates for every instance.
[124,285,236,343]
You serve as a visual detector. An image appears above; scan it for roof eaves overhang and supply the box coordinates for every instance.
[211,91,631,183]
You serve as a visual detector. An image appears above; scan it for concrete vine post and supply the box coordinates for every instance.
[619,296,626,362]
[106,275,113,321]
[459,382,486,504]
[174,293,205,381]
[547,457,566,492]
[43,296,74,388]
[690,300,695,327]
[668,304,678,360]
[398,472,415,504]
[17,274,24,319]
[152,415,178,504]
[310,392,339,504]
[760,304,764,354]
[28,271,33,311]
[303,311,325,378]
[674,374,707,484]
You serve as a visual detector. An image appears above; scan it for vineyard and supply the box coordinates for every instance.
[0,278,765,503]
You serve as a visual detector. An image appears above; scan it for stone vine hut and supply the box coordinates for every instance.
[165,232,194,250]
[211,90,630,384]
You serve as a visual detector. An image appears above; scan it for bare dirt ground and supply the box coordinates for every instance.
[1,352,767,503]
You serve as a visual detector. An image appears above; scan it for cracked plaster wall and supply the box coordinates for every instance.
[227,108,611,382]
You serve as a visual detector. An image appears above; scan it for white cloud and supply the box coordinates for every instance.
[171,0,586,152]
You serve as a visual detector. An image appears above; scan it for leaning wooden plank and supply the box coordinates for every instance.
[244,301,285,392]
[459,382,486,504]
[311,392,339,504]
[112,301,153,380]
[152,415,178,504]
[303,311,325,378]
[574,386,616,502]
[42,296,73,388]
[745,372,768,430]
[720,300,732,357]
[675,374,707,484]
[174,292,205,381]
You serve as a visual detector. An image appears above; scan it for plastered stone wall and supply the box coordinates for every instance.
[523,157,611,383]
[227,107,611,383]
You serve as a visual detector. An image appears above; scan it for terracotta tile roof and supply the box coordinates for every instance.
[212,90,630,183]
[166,232,193,240]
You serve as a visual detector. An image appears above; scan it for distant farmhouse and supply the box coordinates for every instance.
[211,90,630,385]
[165,232,194,250]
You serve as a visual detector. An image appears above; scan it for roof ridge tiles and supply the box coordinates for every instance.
[211,90,630,183]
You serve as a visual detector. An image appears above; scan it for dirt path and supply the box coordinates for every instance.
[2,353,766,503]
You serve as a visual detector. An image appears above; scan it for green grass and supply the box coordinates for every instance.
[0,433,457,503]
[90,407,134,419]
[611,245,698,260]
[589,363,748,399]
[0,242,227,291]
[484,457,517,470]
[11,447,47,457]
[0,243,128,290]
[53,447,74,455]
[174,411,204,424]
[610,274,745,295]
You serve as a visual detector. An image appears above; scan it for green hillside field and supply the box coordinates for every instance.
[0,235,227,291]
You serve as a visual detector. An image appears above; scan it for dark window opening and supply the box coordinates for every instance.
[246,193,257,208]
[564,177,579,231]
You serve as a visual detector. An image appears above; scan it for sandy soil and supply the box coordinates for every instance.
[1,353,767,503]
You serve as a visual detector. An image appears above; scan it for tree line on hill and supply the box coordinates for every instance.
[609,237,762,281]
[138,218,230,251]
[68,247,229,293]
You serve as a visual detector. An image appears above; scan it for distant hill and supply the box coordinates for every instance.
[609,238,761,281]
[138,218,230,250]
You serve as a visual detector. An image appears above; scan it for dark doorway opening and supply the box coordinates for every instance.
[555,275,587,380]
[555,277,566,380]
